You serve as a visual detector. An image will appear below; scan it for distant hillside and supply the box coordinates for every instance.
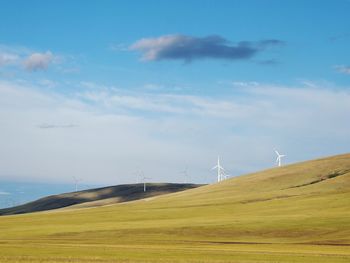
[0,183,203,215]
[0,153,349,262]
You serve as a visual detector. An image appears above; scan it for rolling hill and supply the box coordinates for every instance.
[0,153,349,263]
[0,183,202,215]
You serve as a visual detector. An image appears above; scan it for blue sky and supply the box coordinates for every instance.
[0,0,350,204]
[1,0,349,87]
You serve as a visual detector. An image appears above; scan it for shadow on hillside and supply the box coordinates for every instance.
[0,183,203,216]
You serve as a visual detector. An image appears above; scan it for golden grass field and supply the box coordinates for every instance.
[0,153,349,262]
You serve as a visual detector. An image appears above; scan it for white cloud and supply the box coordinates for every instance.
[0,53,19,66]
[0,80,349,185]
[0,191,10,195]
[22,51,53,71]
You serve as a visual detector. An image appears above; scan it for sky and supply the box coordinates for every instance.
[0,0,350,200]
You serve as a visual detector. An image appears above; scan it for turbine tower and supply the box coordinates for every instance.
[275,150,286,167]
[142,176,151,192]
[212,156,226,182]
[137,171,151,192]
[72,176,82,192]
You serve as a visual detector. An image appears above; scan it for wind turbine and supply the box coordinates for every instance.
[136,171,151,192]
[212,156,226,182]
[275,150,286,167]
[134,170,143,183]
[180,166,190,183]
[72,176,82,192]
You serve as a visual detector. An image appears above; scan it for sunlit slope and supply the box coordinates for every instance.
[0,153,349,262]
[0,183,202,215]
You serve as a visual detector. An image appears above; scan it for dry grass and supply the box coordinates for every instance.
[0,153,349,262]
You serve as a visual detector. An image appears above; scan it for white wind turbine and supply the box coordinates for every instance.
[275,150,286,167]
[135,170,143,183]
[212,156,226,182]
[137,171,151,192]
[180,166,190,184]
[72,176,82,192]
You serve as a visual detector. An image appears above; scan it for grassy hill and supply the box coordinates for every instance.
[0,153,349,262]
[0,183,202,215]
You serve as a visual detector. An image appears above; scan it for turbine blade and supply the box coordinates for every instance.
[212,165,218,170]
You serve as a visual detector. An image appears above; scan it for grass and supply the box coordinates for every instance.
[0,153,349,262]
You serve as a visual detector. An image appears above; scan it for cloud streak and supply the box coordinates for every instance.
[335,65,350,75]
[130,34,284,62]
[0,53,19,66]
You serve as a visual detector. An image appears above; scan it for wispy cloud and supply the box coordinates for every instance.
[257,59,279,65]
[130,34,285,62]
[334,65,350,75]
[109,43,128,51]
[0,191,10,195]
[37,79,58,88]
[0,53,19,66]
[329,33,350,42]
[0,79,349,185]
[231,81,260,88]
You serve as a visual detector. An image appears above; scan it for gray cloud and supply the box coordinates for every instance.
[335,65,350,75]
[38,123,78,129]
[329,33,350,42]
[22,51,53,71]
[0,45,59,72]
[257,59,279,65]
[130,34,284,62]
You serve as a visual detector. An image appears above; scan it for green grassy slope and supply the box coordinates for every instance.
[0,183,202,215]
[0,153,349,263]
